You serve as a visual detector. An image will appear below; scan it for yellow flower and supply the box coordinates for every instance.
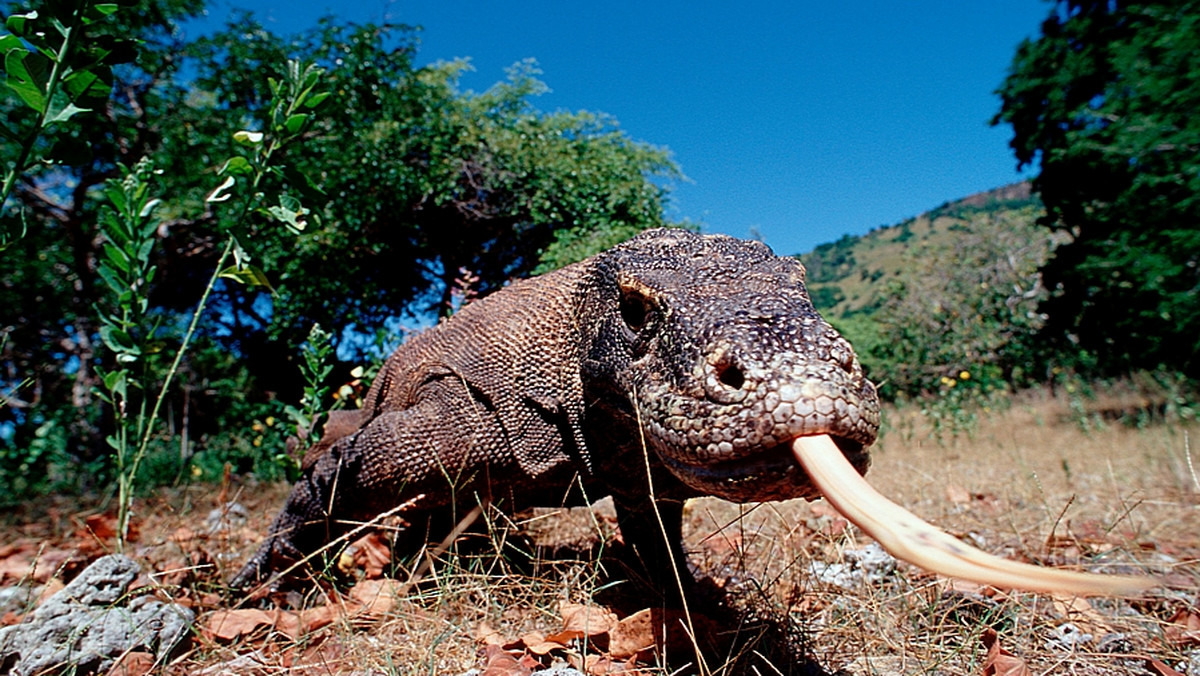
[959,370,970,380]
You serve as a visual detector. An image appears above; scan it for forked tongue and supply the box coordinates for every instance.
[792,435,1155,596]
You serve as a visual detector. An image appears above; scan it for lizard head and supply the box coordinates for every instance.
[582,228,880,503]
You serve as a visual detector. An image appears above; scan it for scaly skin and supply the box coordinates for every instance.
[231,228,881,606]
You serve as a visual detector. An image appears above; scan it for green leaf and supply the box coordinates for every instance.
[218,264,274,291]
[284,113,308,134]
[138,198,161,219]
[102,242,130,273]
[266,194,309,233]
[220,156,253,176]
[97,262,127,295]
[5,12,38,39]
[48,15,66,38]
[302,91,330,109]
[62,67,113,107]
[0,33,22,53]
[100,368,127,398]
[46,100,89,124]
[207,175,236,202]
[5,49,50,111]
[233,130,263,146]
[93,4,119,16]
[99,325,139,356]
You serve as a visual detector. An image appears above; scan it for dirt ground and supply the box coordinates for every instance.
[2,388,1198,675]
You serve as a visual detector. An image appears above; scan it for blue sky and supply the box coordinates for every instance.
[186,1,1048,256]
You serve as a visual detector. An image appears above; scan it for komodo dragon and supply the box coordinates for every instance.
[233,227,1150,600]
[233,228,880,592]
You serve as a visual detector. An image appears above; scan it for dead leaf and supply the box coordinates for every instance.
[480,645,533,676]
[344,531,392,579]
[106,651,156,676]
[1050,594,1113,637]
[203,608,302,641]
[476,621,505,647]
[1146,658,1187,676]
[1164,608,1200,646]
[170,527,196,543]
[607,609,656,661]
[348,578,402,619]
[572,652,621,674]
[809,501,851,537]
[292,637,349,672]
[981,628,1032,676]
[297,602,344,634]
[946,484,971,504]
[607,607,702,662]
[946,578,992,596]
[552,602,619,642]
[698,530,743,557]
[83,513,119,541]
[36,578,64,605]
[0,543,73,584]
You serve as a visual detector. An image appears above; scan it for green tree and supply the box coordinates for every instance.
[868,208,1052,398]
[0,6,681,492]
[1,0,206,480]
[993,0,1200,376]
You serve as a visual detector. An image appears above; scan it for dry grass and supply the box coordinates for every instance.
[684,388,1199,675]
[3,388,1197,675]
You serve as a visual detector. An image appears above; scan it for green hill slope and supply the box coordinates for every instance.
[800,182,1041,318]
[796,182,1055,397]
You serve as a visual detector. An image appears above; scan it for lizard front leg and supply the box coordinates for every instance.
[231,385,497,590]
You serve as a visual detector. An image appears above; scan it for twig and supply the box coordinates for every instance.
[632,388,710,676]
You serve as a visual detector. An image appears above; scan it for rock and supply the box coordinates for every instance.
[206,502,248,534]
[809,542,897,588]
[0,587,37,617]
[1045,622,1093,650]
[0,554,194,676]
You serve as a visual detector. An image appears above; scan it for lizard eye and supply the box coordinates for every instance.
[619,290,650,332]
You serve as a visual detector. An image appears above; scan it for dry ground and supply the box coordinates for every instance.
[2,388,1198,675]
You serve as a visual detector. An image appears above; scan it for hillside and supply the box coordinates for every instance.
[798,182,1042,320]
[796,182,1055,396]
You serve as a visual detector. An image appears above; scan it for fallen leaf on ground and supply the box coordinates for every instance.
[518,629,565,656]
[1050,594,1113,637]
[1164,608,1200,646]
[477,621,504,647]
[106,651,156,676]
[551,601,619,642]
[203,608,302,641]
[480,645,534,676]
[343,532,392,579]
[607,607,701,662]
[0,543,74,584]
[981,628,1032,676]
[946,484,971,504]
[1146,658,1186,676]
[348,577,402,618]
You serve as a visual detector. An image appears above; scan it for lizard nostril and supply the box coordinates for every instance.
[717,362,745,390]
[830,339,856,374]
